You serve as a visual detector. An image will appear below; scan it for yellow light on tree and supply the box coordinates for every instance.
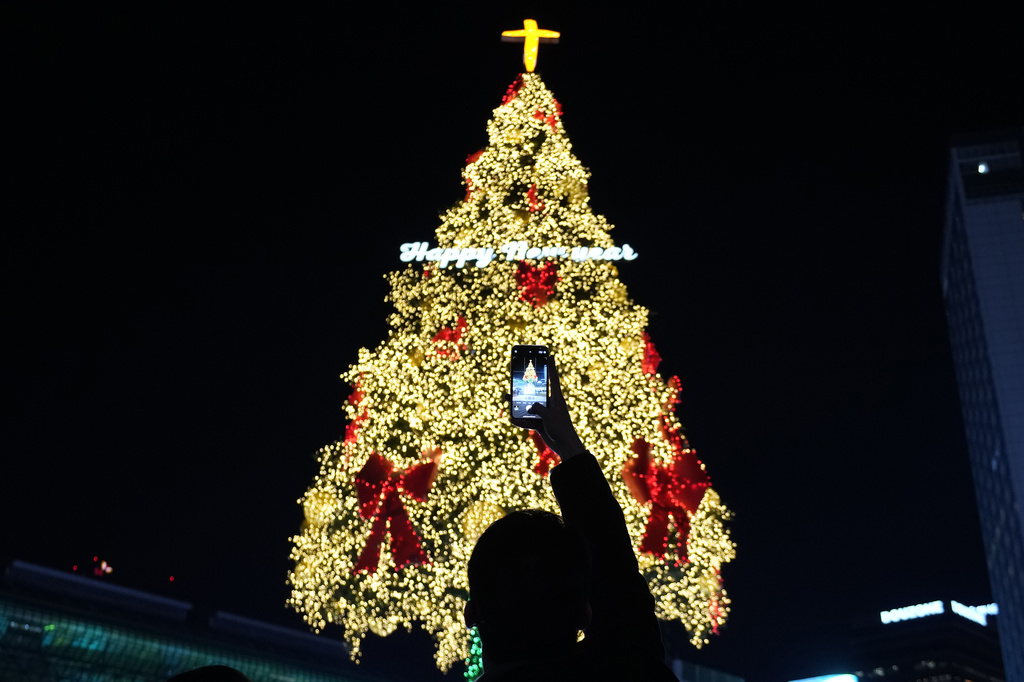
[287,68,735,672]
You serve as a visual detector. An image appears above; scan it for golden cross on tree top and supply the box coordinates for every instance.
[501,19,560,73]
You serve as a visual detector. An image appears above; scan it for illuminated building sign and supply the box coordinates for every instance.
[880,600,944,623]
[880,600,998,626]
[399,241,639,268]
[951,600,998,626]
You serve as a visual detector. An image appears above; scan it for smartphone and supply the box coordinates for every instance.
[510,345,549,428]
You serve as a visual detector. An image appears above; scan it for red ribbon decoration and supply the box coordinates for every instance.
[347,380,364,407]
[527,183,545,212]
[353,451,439,573]
[529,430,560,477]
[502,75,524,105]
[621,438,710,562]
[344,378,368,446]
[641,332,662,375]
[515,261,559,307]
[344,409,368,446]
[532,107,560,132]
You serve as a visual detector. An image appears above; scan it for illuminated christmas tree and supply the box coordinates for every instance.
[288,24,735,672]
[523,359,538,384]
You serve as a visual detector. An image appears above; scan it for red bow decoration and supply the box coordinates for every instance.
[353,451,439,573]
[529,430,560,477]
[432,316,467,359]
[515,261,559,307]
[621,438,710,562]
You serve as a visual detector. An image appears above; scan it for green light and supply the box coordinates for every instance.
[463,626,483,681]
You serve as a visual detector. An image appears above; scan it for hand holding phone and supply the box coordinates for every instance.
[509,345,549,428]
[509,347,586,461]
[523,357,586,460]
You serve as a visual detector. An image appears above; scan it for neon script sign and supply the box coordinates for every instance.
[399,241,639,269]
[880,600,998,626]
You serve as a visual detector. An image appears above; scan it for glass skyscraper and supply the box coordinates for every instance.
[942,127,1024,682]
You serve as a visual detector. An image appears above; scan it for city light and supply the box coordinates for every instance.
[880,599,998,626]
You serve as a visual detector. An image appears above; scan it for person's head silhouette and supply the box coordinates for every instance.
[465,508,592,665]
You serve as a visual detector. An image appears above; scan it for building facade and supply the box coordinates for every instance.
[0,561,392,682]
[941,127,1024,682]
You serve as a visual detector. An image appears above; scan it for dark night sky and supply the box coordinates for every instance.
[3,4,1022,681]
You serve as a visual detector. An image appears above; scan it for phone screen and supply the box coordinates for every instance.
[510,345,549,421]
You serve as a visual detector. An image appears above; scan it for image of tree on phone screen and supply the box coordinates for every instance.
[512,356,548,418]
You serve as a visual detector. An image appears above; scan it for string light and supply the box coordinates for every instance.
[464,626,484,680]
[287,72,735,671]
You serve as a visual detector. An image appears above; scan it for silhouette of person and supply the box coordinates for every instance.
[465,358,677,681]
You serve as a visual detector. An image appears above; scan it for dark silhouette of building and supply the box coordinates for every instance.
[853,599,1004,682]
[787,598,1004,682]
[941,127,1024,682]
